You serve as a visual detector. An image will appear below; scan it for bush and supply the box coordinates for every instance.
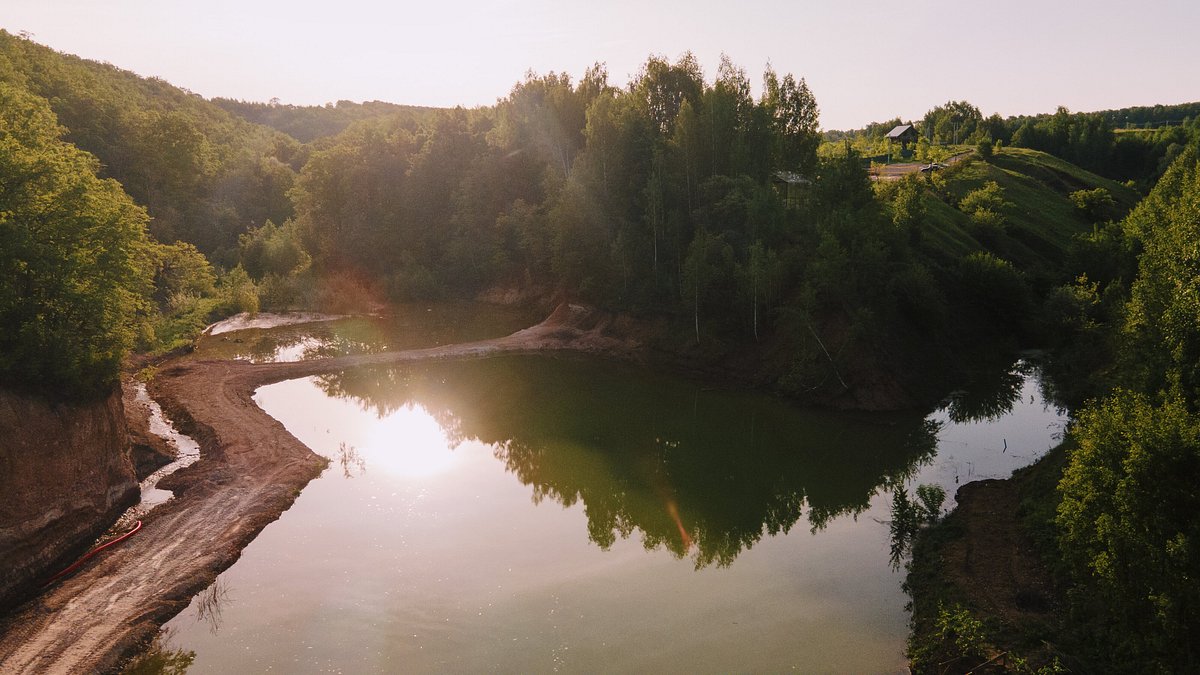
[1068,187,1117,222]
[959,180,1012,217]
[238,219,310,280]
[955,252,1033,329]
[154,242,215,306]
[218,265,259,316]
[976,137,994,160]
[891,175,927,236]
[1057,392,1200,670]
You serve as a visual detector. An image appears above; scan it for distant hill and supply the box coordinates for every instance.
[1066,101,1200,130]
[212,98,444,143]
[0,29,301,259]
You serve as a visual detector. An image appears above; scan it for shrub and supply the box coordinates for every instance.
[955,252,1033,329]
[1057,392,1200,670]
[218,265,259,316]
[976,137,994,160]
[1068,187,1117,222]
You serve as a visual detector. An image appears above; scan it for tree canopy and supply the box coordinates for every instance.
[0,82,155,396]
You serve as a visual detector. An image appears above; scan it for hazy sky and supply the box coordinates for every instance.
[2,0,1198,130]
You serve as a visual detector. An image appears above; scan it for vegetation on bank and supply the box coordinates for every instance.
[0,82,153,396]
[280,57,1146,408]
[907,139,1200,673]
[0,79,263,395]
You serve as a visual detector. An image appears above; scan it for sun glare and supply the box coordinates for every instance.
[359,404,462,479]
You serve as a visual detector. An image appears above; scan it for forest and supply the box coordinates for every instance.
[3,27,1200,671]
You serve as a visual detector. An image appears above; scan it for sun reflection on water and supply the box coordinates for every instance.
[358,404,462,479]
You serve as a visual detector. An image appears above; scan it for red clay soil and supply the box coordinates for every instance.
[0,304,636,673]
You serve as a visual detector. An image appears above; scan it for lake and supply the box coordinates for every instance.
[156,313,1064,672]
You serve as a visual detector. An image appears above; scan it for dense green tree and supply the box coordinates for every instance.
[1122,141,1200,401]
[1045,140,1200,671]
[1058,392,1200,671]
[238,219,310,280]
[154,241,216,305]
[0,30,301,258]
[291,116,420,275]
[0,82,154,395]
[762,66,820,174]
[633,53,705,136]
[922,100,982,144]
[493,71,589,179]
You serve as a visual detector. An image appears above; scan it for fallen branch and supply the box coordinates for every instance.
[805,322,849,390]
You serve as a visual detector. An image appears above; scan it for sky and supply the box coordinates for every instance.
[2,0,1198,130]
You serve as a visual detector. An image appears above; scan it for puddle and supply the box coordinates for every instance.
[113,384,202,526]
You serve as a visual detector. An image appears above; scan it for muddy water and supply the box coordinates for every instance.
[159,339,1064,672]
[129,384,201,512]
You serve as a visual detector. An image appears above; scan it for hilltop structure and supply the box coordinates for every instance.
[885,123,919,148]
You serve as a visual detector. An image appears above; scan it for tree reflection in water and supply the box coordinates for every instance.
[313,355,943,568]
[121,627,195,675]
[195,578,231,634]
[336,441,366,478]
[937,358,1050,424]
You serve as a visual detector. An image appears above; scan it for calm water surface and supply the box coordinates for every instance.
[160,315,1064,673]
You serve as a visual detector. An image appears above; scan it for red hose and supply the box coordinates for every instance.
[40,520,142,587]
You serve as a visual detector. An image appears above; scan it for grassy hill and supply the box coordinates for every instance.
[915,147,1138,276]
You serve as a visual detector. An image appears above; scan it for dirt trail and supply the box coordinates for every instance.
[869,149,973,181]
[0,305,633,673]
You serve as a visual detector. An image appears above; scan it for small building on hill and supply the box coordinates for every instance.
[885,124,919,147]
[771,170,812,208]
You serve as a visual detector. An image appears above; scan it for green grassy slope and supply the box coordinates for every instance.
[915,147,1139,274]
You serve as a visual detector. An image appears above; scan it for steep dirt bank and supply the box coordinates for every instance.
[0,304,636,673]
[0,387,139,613]
[933,479,1056,627]
[906,467,1067,672]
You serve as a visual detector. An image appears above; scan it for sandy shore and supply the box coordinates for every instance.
[0,305,636,673]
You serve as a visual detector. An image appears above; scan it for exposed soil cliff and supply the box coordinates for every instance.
[0,386,139,612]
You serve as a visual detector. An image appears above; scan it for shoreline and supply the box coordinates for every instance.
[0,305,635,673]
[905,443,1071,672]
